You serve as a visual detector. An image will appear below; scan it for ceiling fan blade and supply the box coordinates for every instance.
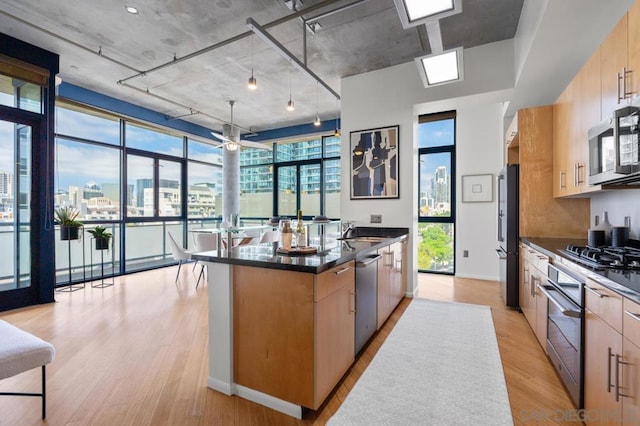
[238,139,273,150]
[211,131,231,142]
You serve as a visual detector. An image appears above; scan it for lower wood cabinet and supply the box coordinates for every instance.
[584,279,640,425]
[584,309,623,424]
[377,239,406,329]
[232,261,355,410]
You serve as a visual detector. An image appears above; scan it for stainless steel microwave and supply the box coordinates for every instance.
[588,105,640,185]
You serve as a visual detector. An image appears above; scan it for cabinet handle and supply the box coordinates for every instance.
[536,255,547,260]
[574,163,578,186]
[350,291,356,313]
[394,259,402,272]
[334,267,351,275]
[585,285,609,298]
[530,274,536,297]
[608,347,614,393]
[384,251,394,267]
[523,267,529,284]
[625,310,640,323]
[560,170,566,189]
[615,354,630,401]
[576,163,585,185]
[618,71,624,103]
[623,67,634,99]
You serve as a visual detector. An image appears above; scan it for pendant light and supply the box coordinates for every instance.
[248,36,257,90]
[313,82,321,127]
[287,66,295,111]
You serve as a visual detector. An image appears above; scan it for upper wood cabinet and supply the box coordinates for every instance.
[601,14,630,117]
[553,49,602,197]
[518,106,590,238]
[629,0,640,101]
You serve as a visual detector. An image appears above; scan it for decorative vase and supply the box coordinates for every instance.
[594,211,612,244]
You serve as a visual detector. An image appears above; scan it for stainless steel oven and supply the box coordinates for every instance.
[539,264,585,408]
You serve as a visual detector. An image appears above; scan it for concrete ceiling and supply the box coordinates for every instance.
[0,0,523,134]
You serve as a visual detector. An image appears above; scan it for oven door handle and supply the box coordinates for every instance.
[539,284,582,318]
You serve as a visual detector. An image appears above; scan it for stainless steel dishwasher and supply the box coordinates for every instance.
[355,252,381,355]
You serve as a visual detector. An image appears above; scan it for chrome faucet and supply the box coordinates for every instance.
[342,222,356,239]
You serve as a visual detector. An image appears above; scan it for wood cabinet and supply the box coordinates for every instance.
[315,262,356,406]
[553,49,602,197]
[584,307,623,425]
[519,244,549,351]
[584,278,640,424]
[377,238,407,329]
[514,106,590,238]
[233,261,355,410]
[628,0,640,102]
[601,14,630,118]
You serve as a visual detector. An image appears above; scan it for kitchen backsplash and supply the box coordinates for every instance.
[590,188,640,239]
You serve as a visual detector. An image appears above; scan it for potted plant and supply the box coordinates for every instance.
[86,225,112,251]
[54,207,83,241]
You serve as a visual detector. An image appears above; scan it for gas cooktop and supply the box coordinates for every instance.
[562,245,640,270]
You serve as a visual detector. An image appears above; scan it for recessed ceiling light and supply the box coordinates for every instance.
[405,0,453,21]
[415,48,464,87]
[393,0,461,29]
[125,6,139,14]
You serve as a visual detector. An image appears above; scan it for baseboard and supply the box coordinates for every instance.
[454,273,499,282]
[235,384,303,419]
[207,376,233,395]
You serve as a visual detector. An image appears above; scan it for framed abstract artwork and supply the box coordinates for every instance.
[350,125,399,199]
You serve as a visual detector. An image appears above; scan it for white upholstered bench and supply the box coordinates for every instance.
[0,319,55,419]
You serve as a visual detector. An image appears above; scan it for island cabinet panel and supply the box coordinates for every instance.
[233,261,356,410]
[315,262,355,407]
[376,241,406,330]
[233,266,315,407]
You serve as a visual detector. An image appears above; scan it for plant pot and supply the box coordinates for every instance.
[94,237,110,251]
[60,225,80,241]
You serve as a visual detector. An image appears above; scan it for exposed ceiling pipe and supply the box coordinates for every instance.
[247,17,340,100]
[118,80,254,133]
[303,0,370,29]
[117,0,350,85]
[0,9,141,73]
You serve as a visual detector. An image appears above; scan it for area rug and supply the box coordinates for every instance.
[327,298,513,425]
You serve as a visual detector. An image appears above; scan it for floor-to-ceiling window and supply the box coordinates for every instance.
[259,134,340,219]
[418,111,456,274]
[53,101,340,284]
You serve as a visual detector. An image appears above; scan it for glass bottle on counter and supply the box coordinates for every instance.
[281,221,293,250]
[295,209,306,247]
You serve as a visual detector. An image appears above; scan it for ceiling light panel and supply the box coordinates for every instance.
[415,48,464,87]
[393,0,461,29]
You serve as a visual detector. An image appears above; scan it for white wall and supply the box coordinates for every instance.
[341,40,514,294]
[590,189,640,240]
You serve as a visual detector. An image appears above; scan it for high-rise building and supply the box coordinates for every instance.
[0,171,14,196]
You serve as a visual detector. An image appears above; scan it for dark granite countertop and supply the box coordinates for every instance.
[521,237,640,304]
[191,228,409,274]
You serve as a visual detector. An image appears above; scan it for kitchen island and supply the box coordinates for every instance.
[191,227,408,418]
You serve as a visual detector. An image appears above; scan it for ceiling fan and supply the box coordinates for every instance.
[210,101,272,151]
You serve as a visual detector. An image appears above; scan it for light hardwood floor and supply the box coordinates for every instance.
[0,269,580,425]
